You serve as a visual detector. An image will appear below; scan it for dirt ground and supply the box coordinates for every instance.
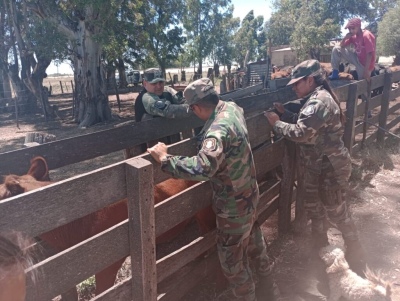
[1,92,400,301]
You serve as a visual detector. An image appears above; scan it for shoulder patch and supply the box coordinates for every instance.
[201,138,217,152]
[302,105,315,116]
[154,100,167,110]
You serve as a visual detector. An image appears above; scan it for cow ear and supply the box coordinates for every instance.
[28,157,50,181]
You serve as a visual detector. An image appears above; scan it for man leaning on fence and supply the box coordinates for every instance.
[135,68,191,122]
[127,68,193,157]
[147,78,280,301]
[329,18,376,82]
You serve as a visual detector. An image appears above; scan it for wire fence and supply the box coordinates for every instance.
[43,77,75,95]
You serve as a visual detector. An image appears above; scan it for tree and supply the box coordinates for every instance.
[134,0,186,76]
[289,0,339,60]
[209,16,240,73]
[367,0,398,34]
[232,11,265,68]
[28,0,139,127]
[183,0,232,75]
[376,1,400,65]
[1,0,67,118]
[267,0,372,58]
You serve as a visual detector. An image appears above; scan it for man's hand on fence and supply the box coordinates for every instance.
[148,142,168,163]
[273,103,285,114]
[264,111,280,126]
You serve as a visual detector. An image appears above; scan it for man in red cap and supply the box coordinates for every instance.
[329,18,376,82]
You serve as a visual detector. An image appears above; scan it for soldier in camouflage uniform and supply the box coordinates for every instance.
[265,60,366,275]
[135,68,191,122]
[148,78,279,301]
[129,68,193,156]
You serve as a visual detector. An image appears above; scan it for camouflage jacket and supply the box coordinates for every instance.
[161,100,259,218]
[141,86,191,121]
[273,86,351,175]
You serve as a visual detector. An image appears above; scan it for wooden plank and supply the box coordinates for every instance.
[343,83,358,155]
[125,158,157,301]
[254,139,285,179]
[220,83,264,100]
[0,115,204,175]
[25,220,130,301]
[378,73,393,143]
[386,115,400,131]
[358,93,383,112]
[392,70,400,83]
[235,86,298,114]
[247,112,272,148]
[0,162,126,238]
[333,82,352,102]
[278,141,296,235]
[257,181,281,225]
[390,87,400,100]
[92,277,131,301]
[388,102,400,115]
[157,253,220,301]
[157,229,217,283]
[370,73,385,90]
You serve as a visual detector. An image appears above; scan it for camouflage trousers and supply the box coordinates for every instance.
[302,156,358,241]
[216,212,272,301]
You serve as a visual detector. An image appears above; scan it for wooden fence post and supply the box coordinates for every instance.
[293,145,307,233]
[343,83,358,155]
[377,72,393,144]
[125,158,157,301]
[59,81,64,94]
[278,140,296,235]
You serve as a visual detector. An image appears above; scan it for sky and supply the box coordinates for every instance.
[47,0,273,75]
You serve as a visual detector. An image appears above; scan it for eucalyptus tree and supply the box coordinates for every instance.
[135,0,186,77]
[183,0,232,75]
[376,1,400,65]
[2,0,67,117]
[209,12,239,73]
[27,0,141,127]
[232,10,265,68]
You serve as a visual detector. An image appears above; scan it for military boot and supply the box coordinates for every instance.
[255,263,281,301]
[255,275,281,301]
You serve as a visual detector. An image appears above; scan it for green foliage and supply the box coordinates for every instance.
[210,16,240,67]
[182,0,232,72]
[290,0,340,60]
[267,0,358,60]
[367,0,398,33]
[376,1,400,58]
[232,10,266,67]
[136,0,186,72]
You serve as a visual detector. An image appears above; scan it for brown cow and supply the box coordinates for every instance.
[0,157,215,300]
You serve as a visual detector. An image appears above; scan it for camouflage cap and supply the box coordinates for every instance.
[143,68,165,84]
[184,78,216,105]
[287,59,322,85]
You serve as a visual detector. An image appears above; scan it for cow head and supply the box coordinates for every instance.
[0,157,51,200]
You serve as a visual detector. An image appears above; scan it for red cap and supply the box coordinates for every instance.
[345,18,361,29]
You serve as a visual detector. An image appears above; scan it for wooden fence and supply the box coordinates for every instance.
[0,70,399,300]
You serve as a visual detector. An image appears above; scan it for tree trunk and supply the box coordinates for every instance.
[116,58,127,88]
[23,56,54,120]
[74,20,112,128]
